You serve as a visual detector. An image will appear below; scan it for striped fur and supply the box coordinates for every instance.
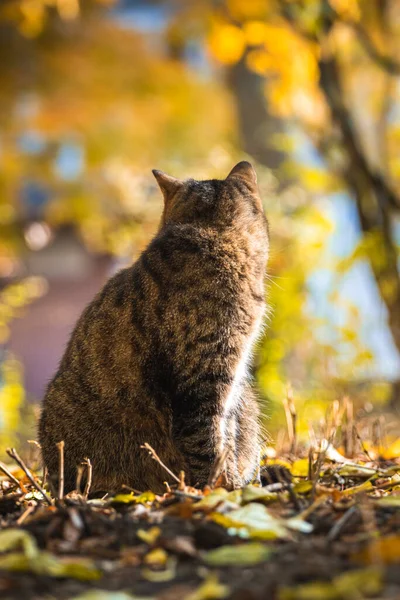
[39,161,269,493]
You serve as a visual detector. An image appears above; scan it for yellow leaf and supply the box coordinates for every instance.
[242,485,280,504]
[144,548,168,567]
[383,438,400,459]
[279,567,382,599]
[186,573,229,600]
[210,503,288,540]
[194,488,229,510]
[0,551,101,580]
[208,23,246,65]
[137,527,161,545]
[353,536,400,565]
[111,491,155,505]
[291,459,309,478]
[243,21,269,46]
[203,542,271,566]
[0,529,38,559]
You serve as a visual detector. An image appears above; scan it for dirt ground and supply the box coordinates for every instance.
[1,440,400,600]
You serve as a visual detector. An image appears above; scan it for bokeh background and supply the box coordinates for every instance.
[1,0,400,453]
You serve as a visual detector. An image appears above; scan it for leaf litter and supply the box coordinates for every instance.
[0,406,400,599]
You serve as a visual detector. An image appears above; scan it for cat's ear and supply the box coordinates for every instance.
[152,170,183,203]
[226,161,257,190]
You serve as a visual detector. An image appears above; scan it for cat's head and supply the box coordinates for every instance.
[152,161,268,237]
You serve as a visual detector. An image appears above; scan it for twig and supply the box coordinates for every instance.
[0,460,21,488]
[56,441,65,500]
[298,494,327,522]
[327,504,358,542]
[141,443,180,484]
[283,385,297,455]
[75,463,85,495]
[207,447,229,488]
[6,448,52,505]
[308,446,314,482]
[83,458,92,500]
[311,447,326,501]
[42,465,48,489]
[16,504,35,526]
[353,425,373,461]
[178,470,186,491]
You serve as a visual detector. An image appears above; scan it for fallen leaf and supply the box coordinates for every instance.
[374,495,400,508]
[353,535,400,564]
[71,592,153,600]
[0,528,38,559]
[242,485,280,504]
[185,573,229,600]
[340,480,373,496]
[279,567,382,599]
[338,465,377,478]
[0,551,102,580]
[210,502,288,539]
[293,481,313,495]
[141,557,177,582]
[286,517,313,534]
[111,491,156,505]
[137,527,161,545]
[382,438,400,460]
[144,548,168,567]
[203,542,271,566]
[195,488,241,511]
[291,459,309,477]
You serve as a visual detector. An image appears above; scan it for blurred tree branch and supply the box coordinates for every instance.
[337,15,400,76]
[279,0,400,362]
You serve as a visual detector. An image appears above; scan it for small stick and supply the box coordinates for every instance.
[16,504,35,526]
[283,385,297,455]
[83,458,92,499]
[344,397,354,457]
[42,465,48,489]
[327,504,358,542]
[141,443,180,484]
[6,448,52,505]
[178,470,186,491]
[353,425,373,461]
[56,441,65,500]
[298,494,327,521]
[311,448,325,501]
[0,460,21,488]
[75,463,85,495]
[308,446,314,482]
[208,447,229,488]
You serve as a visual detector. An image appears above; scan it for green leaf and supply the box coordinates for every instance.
[242,485,280,504]
[375,496,400,508]
[111,491,156,505]
[194,488,230,510]
[279,567,383,599]
[0,551,102,580]
[0,529,38,559]
[203,542,271,566]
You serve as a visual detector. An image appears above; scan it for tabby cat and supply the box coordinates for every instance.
[39,161,269,493]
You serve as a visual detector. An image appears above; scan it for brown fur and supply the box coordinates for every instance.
[39,161,269,493]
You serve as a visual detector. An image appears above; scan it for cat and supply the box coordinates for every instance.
[39,161,269,494]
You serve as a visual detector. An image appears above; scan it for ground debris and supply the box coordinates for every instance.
[1,439,400,599]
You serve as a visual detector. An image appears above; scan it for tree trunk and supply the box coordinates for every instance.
[227,55,288,180]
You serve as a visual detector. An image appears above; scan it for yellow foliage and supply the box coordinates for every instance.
[208,22,246,65]
[329,0,361,21]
